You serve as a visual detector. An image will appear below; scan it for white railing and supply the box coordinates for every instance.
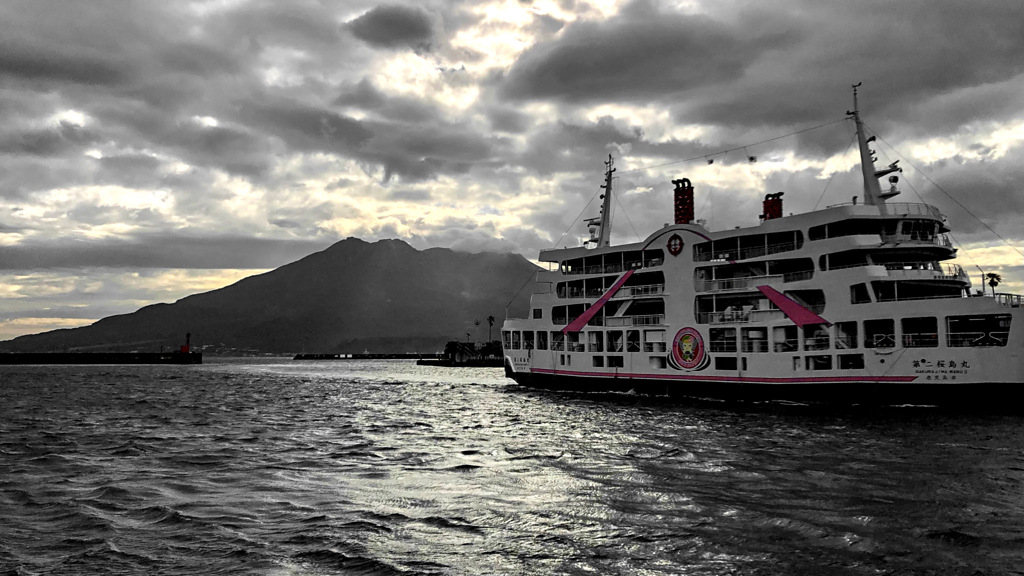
[947,331,1010,347]
[995,293,1024,307]
[605,314,666,327]
[611,284,665,298]
[879,202,943,218]
[697,309,784,324]
[697,275,783,292]
[694,240,801,263]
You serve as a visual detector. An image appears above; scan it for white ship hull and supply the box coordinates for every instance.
[501,96,1023,406]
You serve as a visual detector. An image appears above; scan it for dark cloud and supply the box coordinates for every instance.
[498,1,797,103]
[0,121,100,157]
[335,78,438,122]
[347,5,437,52]
[0,39,133,87]
[0,236,335,270]
[235,98,374,152]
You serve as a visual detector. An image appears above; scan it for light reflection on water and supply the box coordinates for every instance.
[1,358,1023,575]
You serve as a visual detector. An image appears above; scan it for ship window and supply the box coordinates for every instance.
[502,331,511,349]
[839,353,864,369]
[773,326,798,352]
[741,328,768,353]
[567,332,582,352]
[563,258,583,274]
[523,331,534,350]
[642,249,664,268]
[851,283,871,304]
[608,356,624,368]
[715,356,737,371]
[626,330,640,352]
[805,355,832,370]
[533,308,543,319]
[607,331,624,352]
[623,250,642,270]
[536,331,548,350]
[946,314,1011,347]
[864,319,895,348]
[560,354,565,366]
[649,356,667,369]
[512,331,521,350]
[593,356,604,367]
[803,325,830,350]
[643,330,666,353]
[552,305,567,325]
[809,224,827,241]
[902,317,938,347]
[551,331,564,351]
[710,328,737,353]
[835,322,858,349]
[588,331,604,352]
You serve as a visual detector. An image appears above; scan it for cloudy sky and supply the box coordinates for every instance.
[3,0,1024,340]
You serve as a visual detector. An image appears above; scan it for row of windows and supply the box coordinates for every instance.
[710,314,1010,351]
[504,314,1010,354]
[713,354,865,372]
[560,250,665,275]
[504,329,668,352]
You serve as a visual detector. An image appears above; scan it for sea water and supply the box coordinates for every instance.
[1,358,1022,575]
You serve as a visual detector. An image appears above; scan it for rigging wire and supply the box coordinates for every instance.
[612,180,642,242]
[812,127,858,211]
[505,268,539,310]
[901,174,982,276]
[865,123,1024,260]
[550,188,602,249]
[615,118,848,176]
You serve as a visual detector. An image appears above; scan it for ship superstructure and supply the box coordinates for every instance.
[501,90,1023,404]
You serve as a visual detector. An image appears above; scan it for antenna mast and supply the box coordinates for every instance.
[597,155,615,247]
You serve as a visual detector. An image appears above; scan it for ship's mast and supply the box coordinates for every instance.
[591,155,616,247]
[848,83,901,205]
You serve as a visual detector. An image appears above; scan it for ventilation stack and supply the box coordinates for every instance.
[761,192,784,221]
[672,178,694,224]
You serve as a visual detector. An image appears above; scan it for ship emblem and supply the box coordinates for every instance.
[669,327,709,371]
[667,233,684,257]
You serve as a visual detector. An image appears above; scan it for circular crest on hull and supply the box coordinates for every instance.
[670,327,709,371]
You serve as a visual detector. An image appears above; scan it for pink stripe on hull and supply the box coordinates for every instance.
[531,368,917,384]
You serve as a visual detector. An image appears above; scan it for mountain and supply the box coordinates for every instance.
[0,238,540,354]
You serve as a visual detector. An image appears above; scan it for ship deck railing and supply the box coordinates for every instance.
[697,309,785,324]
[566,258,664,276]
[605,314,666,327]
[696,272,813,293]
[612,284,665,298]
[824,201,943,219]
[694,240,801,263]
[947,331,1010,347]
[880,232,953,248]
[995,293,1024,307]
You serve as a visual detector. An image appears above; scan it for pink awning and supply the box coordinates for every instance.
[756,285,830,327]
[562,269,635,333]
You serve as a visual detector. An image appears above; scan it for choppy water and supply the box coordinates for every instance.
[1,359,1023,575]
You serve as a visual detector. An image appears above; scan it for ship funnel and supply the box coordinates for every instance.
[761,192,784,221]
[672,178,694,224]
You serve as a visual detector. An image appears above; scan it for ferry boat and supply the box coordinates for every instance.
[501,90,1023,405]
